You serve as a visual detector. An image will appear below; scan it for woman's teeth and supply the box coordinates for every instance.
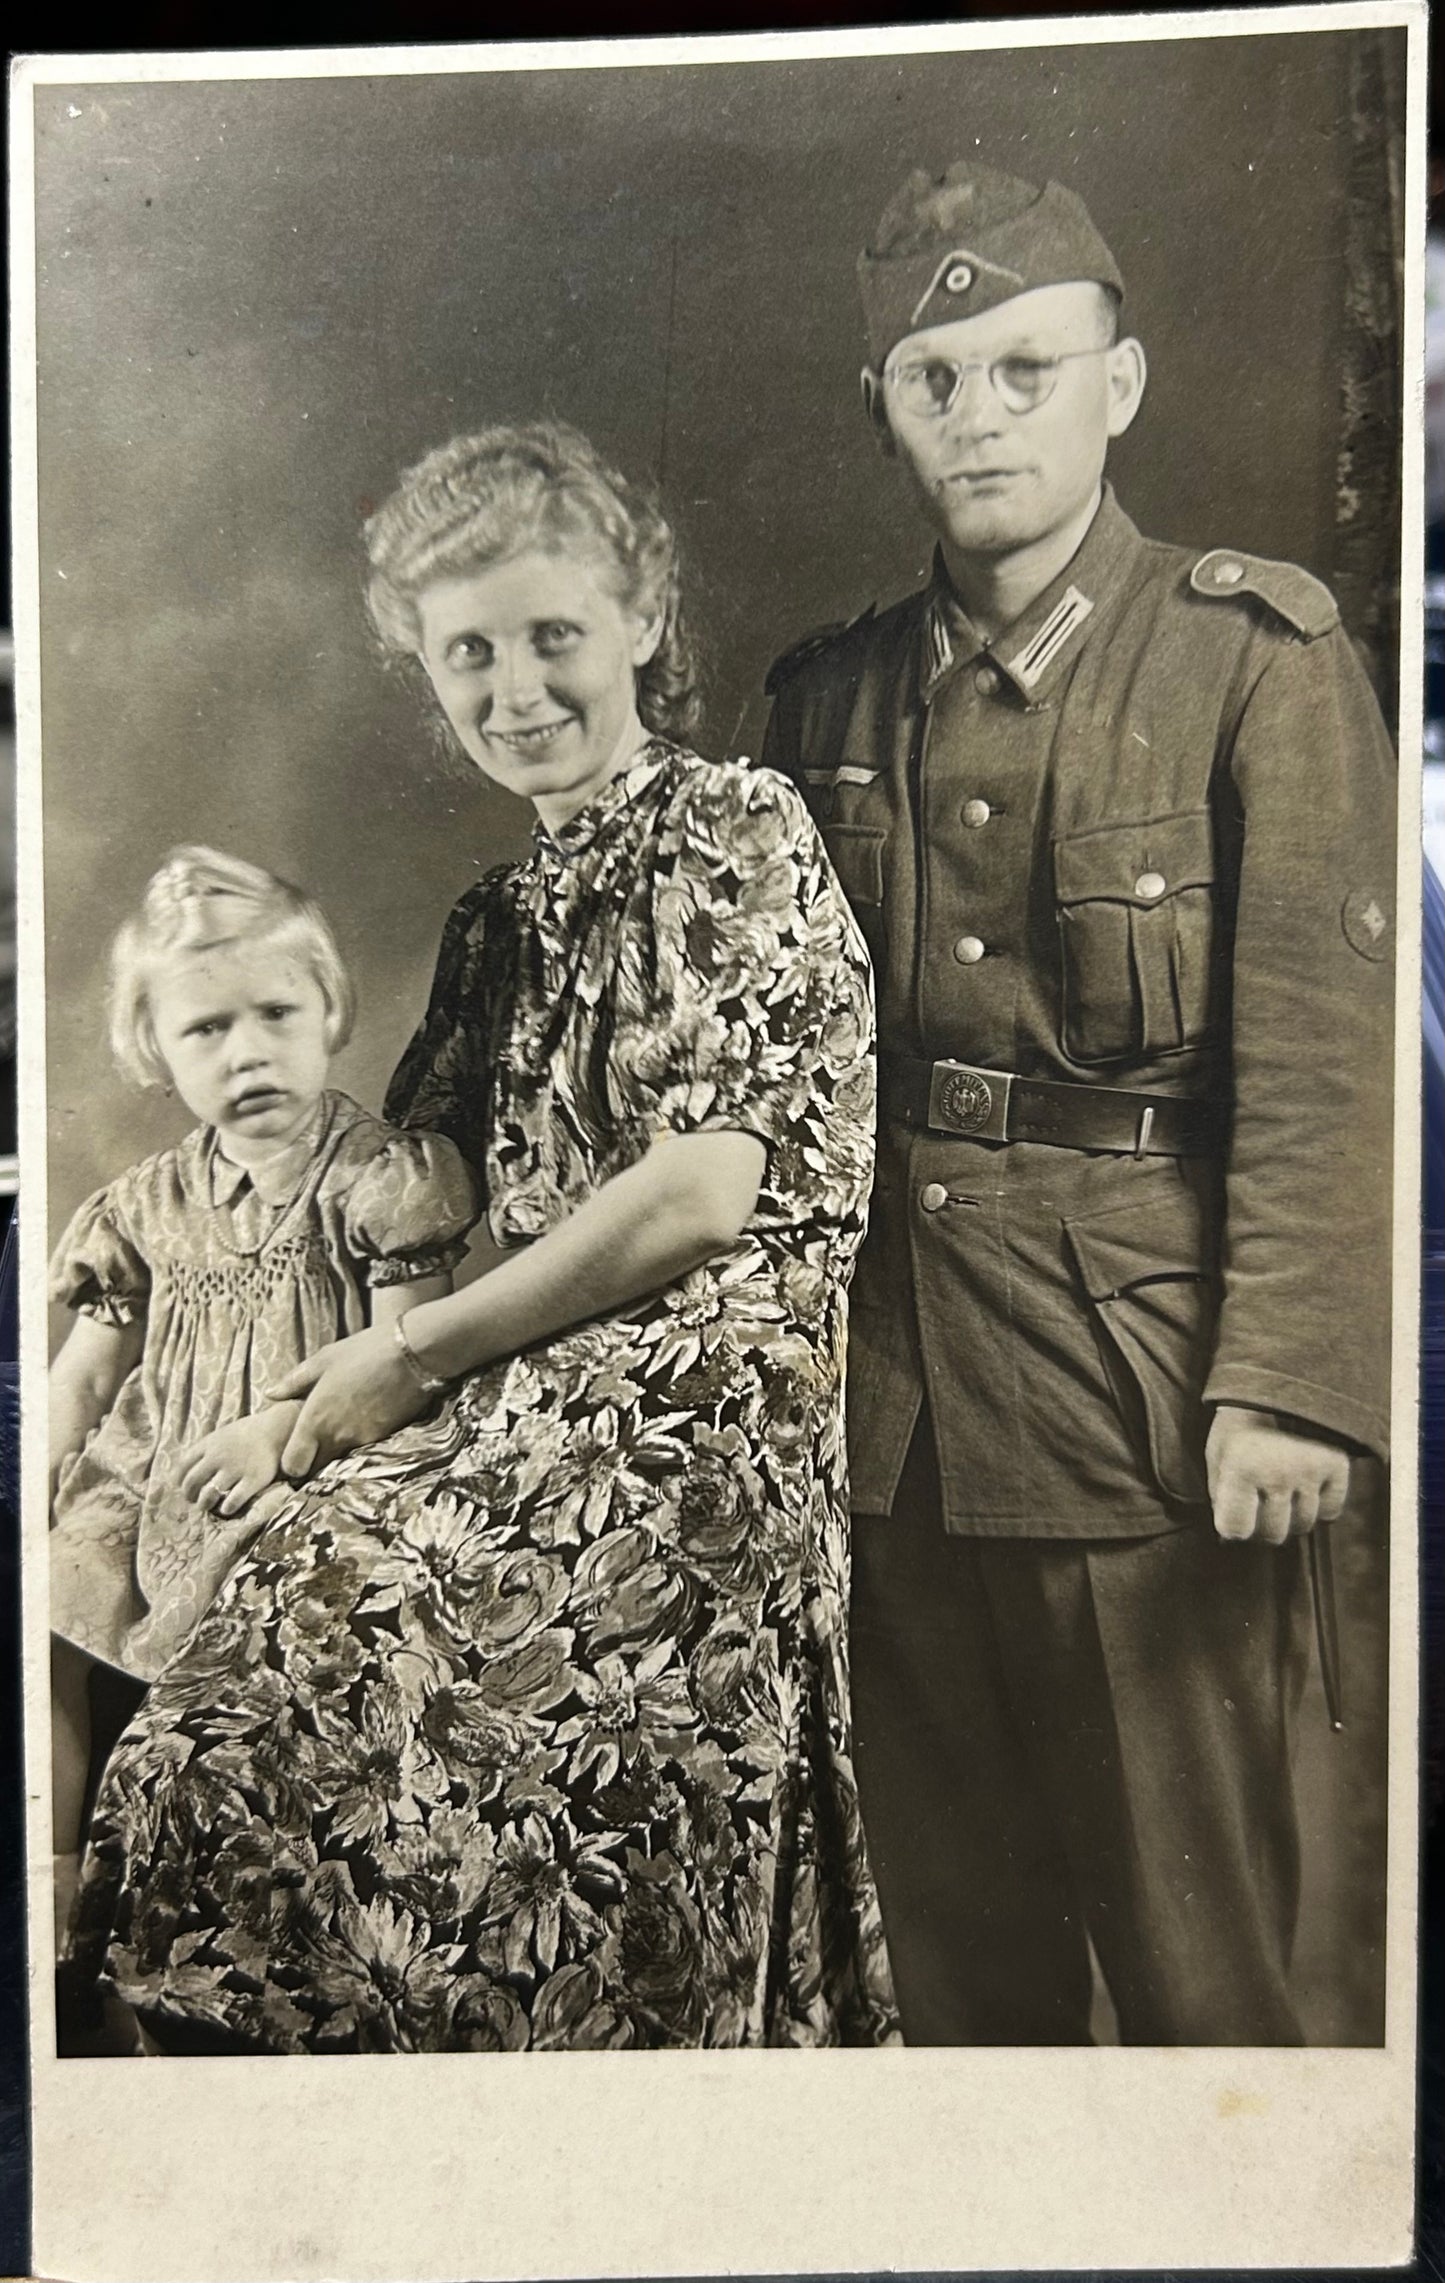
[494,720,569,752]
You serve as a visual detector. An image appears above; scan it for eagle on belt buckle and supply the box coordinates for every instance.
[928,1062,1013,1139]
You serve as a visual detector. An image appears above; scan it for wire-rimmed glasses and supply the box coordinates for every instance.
[882,345,1112,420]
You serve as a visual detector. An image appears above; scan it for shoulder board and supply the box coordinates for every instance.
[1189,549,1339,641]
[764,604,876,697]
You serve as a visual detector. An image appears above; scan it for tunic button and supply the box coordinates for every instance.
[1213,557,1246,585]
[944,262,974,295]
[974,665,999,697]
[961,798,992,828]
[1134,870,1167,900]
[953,934,987,964]
[920,1181,949,1213]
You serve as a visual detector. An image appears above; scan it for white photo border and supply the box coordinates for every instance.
[11,8,1426,2275]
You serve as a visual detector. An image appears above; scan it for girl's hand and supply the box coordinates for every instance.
[267,1325,432,1478]
[178,1405,301,1517]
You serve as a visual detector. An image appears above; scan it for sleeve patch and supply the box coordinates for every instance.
[1190,549,1339,641]
[1341,888,1391,961]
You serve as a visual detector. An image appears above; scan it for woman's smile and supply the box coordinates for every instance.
[490,717,570,749]
[485,714,577,761]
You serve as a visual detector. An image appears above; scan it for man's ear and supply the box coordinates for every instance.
[861,367,896,458]
[1104,337,1147,440]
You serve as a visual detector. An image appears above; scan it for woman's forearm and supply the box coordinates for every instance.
[368,1270,453,1331]
[402,1129,765,1383]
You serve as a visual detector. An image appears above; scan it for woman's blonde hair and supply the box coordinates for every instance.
[363,421,700,740]
[108,845,355,1089]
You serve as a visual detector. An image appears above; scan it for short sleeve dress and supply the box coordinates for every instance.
[72,746,900,2050]
[50,1093,479,1680]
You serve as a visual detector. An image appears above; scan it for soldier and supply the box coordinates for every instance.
[761,162,1396,2045]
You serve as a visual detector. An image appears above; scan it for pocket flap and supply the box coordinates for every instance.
[823,823,885,908]
[1063,1178,1211,1300]
[1053,809,1214,907]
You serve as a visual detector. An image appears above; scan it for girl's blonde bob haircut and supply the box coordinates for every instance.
[108,846,356,1091]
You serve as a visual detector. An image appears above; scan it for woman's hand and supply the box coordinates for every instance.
[267,1325,434,1478]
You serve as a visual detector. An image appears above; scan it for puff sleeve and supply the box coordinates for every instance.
[48,1188,151,1328]
[344,1129,481,1287]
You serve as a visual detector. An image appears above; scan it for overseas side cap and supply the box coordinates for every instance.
[857,162,1125,366]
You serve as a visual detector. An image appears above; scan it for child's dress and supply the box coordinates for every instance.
[49,1090,478,1680]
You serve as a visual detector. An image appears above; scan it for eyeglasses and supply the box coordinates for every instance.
[882,346,1112,420]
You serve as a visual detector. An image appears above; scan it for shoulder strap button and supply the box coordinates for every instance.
[1190,548,1339,640]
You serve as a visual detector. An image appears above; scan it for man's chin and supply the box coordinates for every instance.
[935,508,1036,558]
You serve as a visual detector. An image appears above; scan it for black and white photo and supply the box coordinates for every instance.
[11,10,1424,2275]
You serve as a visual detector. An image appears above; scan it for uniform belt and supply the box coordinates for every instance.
[877,1053,1221,1157]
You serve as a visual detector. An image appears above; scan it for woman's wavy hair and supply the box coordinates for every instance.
[363,421,699,740]
[108,845,355,1090]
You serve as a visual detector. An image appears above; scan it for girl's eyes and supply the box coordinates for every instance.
[182,1005,294,1038]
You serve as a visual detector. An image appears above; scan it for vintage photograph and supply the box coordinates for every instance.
[13,7,1423,2274]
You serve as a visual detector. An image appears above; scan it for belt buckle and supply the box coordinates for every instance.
[927,1061,1013,1141]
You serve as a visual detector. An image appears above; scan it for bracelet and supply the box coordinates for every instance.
[392,1313,451,1398]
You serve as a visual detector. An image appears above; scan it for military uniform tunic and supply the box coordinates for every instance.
[763,486,1396,1538]
[761,485,1396,2043]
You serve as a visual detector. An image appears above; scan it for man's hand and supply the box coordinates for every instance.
[267,1324,432,1478]
[178,1405,302,1518]
[1205,1406,1350,1544]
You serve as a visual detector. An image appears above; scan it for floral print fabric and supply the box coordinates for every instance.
[72,746,899,2049]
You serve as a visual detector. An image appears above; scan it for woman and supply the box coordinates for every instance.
[69,422,897,2051]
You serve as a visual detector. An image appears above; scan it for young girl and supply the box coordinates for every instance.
[49,846,479,1896]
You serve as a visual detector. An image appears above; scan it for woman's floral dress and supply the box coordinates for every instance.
[70,744,900,2051]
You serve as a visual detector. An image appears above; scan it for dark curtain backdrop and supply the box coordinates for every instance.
[32,27,1404,2043]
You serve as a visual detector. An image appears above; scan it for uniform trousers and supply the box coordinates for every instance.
[850,1417,1312,2045]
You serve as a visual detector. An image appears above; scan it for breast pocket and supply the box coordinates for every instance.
[1053,809,1216,1065]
